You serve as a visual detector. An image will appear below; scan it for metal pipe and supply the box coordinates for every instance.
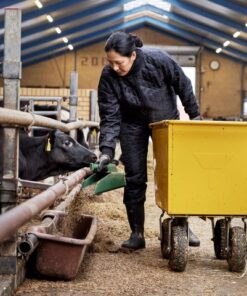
[18,233,39,256]
[0,167,91,243]
[55,183,82,212]
[18,184,82,256]
[0,107,99,131]
[18,179,51,190]
[69,71,78,122]
[88,90,99,150]
[69,71,78,139]
[0,96,64,102]
[0,7,21,275]
[89,90,99,122]
[17,215,55,256]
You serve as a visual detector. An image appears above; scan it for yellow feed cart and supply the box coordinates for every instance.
[150,120,247,272]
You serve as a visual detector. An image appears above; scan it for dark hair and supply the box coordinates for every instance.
[104,31,143,57]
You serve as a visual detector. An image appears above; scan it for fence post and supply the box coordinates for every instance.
[89,90,99,122]
[69,71,78,139]
[0,8,21,274]
[88,90,99,150]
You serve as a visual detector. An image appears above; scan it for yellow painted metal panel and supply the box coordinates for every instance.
[152,126,169,211]
[151,120,247,216]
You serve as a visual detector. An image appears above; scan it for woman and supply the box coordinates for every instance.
[97,31,200,250]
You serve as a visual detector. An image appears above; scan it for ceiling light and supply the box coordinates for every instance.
[245,23,247,27]
[233,31,240,38]
[223,40,230,47]
[35,0,43,9]
[63,37,68,43]
[55,27,62,34]
[68,44,74,51]
[216,48,222,54]
[46,15,53,23]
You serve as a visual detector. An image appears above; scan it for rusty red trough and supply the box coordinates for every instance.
[29,210,97,280]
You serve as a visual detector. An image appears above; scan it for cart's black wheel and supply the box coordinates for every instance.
[168,225,188,272]
[161,219,170,259]
[227,227,247,272]
[214,219,227,259]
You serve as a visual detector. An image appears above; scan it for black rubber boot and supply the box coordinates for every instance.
[188,227,200,247]
[121,203,145,250]
[173,218,200,247]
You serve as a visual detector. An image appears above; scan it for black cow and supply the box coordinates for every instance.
[0,130,96,181]
[19,130,97,180]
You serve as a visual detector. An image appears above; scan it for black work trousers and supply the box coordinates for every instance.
[120,121,151,205]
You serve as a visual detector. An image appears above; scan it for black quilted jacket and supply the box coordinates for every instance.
[98,48,200,151]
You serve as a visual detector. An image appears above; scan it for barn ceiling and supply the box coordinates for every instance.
[0,0,246,67]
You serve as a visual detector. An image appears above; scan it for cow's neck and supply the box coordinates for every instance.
[20,135,58,181]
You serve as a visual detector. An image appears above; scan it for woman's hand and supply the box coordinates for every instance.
[97,154,111,173]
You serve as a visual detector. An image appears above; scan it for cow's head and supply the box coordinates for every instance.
[47,130,97,169]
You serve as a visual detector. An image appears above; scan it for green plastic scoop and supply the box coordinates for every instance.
[82,163,126,195]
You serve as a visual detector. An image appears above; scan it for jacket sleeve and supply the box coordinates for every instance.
[98,72,121,151]
[162,54,200,119]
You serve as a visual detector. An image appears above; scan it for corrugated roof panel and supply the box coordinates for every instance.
[0,0,245,66]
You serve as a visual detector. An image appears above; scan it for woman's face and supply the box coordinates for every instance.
[106,50,136,76]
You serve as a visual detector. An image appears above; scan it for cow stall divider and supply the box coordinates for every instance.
[0,9,100,283]
[28,96,63,137]
[88,90,100,150]
[0,106,100,278]
[0,7,21,278]
[18,184,83,257]
[0,167,91,244]
[69,71,78,140]
[0,107,99,132]
[0,166,98,280]
[17,183,97,280]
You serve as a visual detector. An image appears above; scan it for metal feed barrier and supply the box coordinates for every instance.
[0,8,99,293]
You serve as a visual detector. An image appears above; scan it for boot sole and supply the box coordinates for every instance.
[189,242,200,247]
[120,244,146,251]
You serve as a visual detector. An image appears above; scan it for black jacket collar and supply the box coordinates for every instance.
[125,48,144,77]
